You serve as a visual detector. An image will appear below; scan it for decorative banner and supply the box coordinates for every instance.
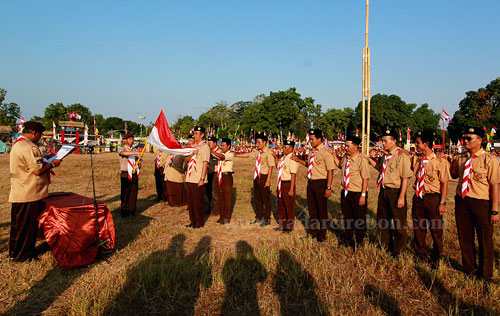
[84,123,89,145]
[53,121,56,139]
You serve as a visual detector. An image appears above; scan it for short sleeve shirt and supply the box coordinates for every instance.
[186,142,210,183]
[337,152,370,192]
[414,153,451,194]
[378,148,413,189]
[249,147,274,175]
[309,144,335,180]
[119,145,138,172]
[164,154,184,183]
[9,137,50,202]
[218,151,234,173]
[280,153,299,181]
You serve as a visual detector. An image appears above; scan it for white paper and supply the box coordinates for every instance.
[43,145,75,163]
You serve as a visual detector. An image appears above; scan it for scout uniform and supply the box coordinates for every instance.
[276,140,299,231]
[119,133,140,218]
[376,128,413,256]
[306,129,335,242]
[336,136,370,247]
[452,127,500,279]
[217,138,235,224]
[154,150,168,202]
[412,130,450,264]
[164,154,187,207]
[206,137,221,215]
[249,134,275,224]
[186,127,210,227]
[9,122,52,261]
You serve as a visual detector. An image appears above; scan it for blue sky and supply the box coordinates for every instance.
[1,0,499,125]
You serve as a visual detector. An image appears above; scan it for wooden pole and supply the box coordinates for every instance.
[362,47,366,154]
[361,0,371,154]
[366,46,371,155]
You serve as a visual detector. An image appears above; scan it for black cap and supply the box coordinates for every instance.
[382,128,399,139]
[193,125,205,133]
[283,139,295,146]
[221,138,232,145]
[188,134,194,139]
[309,128,322,137]
[123,132,134,139]
[416,129,435,144]
[464,126,485,138]
[208,136,217,142]
[23,121,46,134]
[345,135,362,146]
[255,133,268,142]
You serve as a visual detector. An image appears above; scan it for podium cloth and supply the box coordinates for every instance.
[38,193,115,267]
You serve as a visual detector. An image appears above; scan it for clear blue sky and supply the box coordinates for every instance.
[1,0,499,125]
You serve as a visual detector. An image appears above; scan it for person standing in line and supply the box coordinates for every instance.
[211,138,235,224]
[164,153,187,207]
[154,149,168,202]
[235,133,274,227]
[119,132,141,218]
[450,126,499,281]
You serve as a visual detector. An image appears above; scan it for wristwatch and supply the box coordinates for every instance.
[439,201,446,205]
[489,211,499,215]
[326,186,332,190]
[361,193,366,197]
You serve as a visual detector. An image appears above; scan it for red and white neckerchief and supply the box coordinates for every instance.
[217,151,224,187]
[188,154,197,176]
[343,157,351,196]
[14,136,25,145]
[307,148,318,179]
[127,155,140,180]
[415,154,435,198]
[277,155,286,197]
[254,150,262,180]
[461,151,484,198]
[156,152,162,168]
[377,148,401,188]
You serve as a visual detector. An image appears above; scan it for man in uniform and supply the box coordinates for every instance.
[212,138,234,224]
[118,132,141,218]
[332,135,370,249]
[235,133,274,227]
[207,136,221,215]
[184,126,210,228]
[9,121,61,261]
[365,128,412,256]
[164,153,187,207]
[154,149,168,202]
[450,126,499,281]
[292,129,334,242]
[274,139,299,232]
[411,130,450,266]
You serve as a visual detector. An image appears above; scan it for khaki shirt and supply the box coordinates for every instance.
[164,154,185,183]
[119,145,139,172]
[249,147,274,175]
[9,137,50,203]
[156,151,169,168]
[279,153,299,181]
[376,148,413,189]
[308,144,335,180]
[186,142,210,184]
[336,152,370,192]
[218,151,234,173]
[453,149,500,200]
[209,147,222,173]
[413,153,451,194]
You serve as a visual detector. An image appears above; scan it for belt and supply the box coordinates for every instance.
[381,186,400,191]
[221,172,234,175]
[281,180,291,183]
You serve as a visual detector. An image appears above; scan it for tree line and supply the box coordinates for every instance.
[1,77,498,142]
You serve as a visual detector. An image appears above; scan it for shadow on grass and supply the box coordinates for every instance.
[272,250,330,316]
[364,283,402,316]
[221,241,268,316]
[415,265,492,315]
[103,234,212,315]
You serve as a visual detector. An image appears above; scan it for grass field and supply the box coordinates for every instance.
[0,152,499,315]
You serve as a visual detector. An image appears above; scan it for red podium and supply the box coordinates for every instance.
[38,193,115,267]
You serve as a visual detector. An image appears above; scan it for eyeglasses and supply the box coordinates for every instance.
[463,136,474,142]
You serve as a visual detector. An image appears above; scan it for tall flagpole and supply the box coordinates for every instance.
[362,0,371,155]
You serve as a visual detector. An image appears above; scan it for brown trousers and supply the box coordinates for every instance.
[455,196,494,279]
[10,200,45,261]
[206,172,219,215]
[253,174,272,221]
[218,174,233,222]
[277,181,295,231]
[341,190,367,245]
[187,183,206,227]
[154,166,167,202]
[121,171,138,216]
[377,186,408,256]
[166,181,187,207]
[307,179,328,241]
[412,194,443,262]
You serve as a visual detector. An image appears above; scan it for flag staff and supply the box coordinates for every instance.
[361,0,371,155]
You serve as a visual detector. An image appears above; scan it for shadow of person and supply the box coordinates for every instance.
[415,265,492,315]
[103,234,212,316]
[272,250,330,316]
[221,241,268,316]
[364,283,402,316]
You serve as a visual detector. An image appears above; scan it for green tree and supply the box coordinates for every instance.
[0,88,21,129]
[410,103,440,133]
[172,115,196,138]
[66,103,93,124]
[316,107,354,139]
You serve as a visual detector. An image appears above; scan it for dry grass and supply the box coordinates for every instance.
[0,152,499,315]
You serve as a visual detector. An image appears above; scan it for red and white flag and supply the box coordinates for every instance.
[18,117,24,133]
[442,109,451,122]
[52,121,56,139]
[147,110,196,156]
